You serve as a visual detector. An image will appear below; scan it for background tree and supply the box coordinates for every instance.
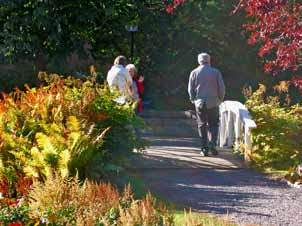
[140,0,261,109]
[0,0,164,68]
[0,0,264,109]
[0,0,167,91]
[235,0,302,90]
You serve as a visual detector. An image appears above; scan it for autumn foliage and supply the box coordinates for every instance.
[235,0,302,88]
[165,0,302,89]
[165,0,186,14]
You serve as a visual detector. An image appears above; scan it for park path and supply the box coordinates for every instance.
[129,111,302,226]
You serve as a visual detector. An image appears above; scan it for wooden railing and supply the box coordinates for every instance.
[219,101,257,161]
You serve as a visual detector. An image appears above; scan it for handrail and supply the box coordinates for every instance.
[219,101,256,161]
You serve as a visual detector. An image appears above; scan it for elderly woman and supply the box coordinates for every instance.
[126,64,144,113]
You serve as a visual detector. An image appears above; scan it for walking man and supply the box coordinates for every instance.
[188,53,225,156]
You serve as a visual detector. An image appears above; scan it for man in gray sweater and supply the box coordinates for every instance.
[188,53,225,156]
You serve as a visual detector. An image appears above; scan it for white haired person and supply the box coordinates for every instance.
[188,53,225,156]
[126,64,144,113]
[107,56,133,104]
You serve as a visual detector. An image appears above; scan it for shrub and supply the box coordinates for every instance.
[28,174,119,225]
[244,82,302,170]
[0,198,29,226]
[0,168,32,199]
[119,193,165,226]
[27,174,172,226]
[0,71,144,185]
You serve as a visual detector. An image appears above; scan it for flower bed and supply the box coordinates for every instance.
[0,175,175,226]
[0,71,148,225]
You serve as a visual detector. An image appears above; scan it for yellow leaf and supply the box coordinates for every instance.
[23,166,39,178]
[66,116,80,132]
[30,147,44,164]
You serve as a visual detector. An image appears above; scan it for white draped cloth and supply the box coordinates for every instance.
[219,101,256,161]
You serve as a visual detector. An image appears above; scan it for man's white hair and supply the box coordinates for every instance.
[198,53,211,65]
[126,64,137,72]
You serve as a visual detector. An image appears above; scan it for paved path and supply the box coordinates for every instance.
[129,111,302,226]
[132,136,245,169]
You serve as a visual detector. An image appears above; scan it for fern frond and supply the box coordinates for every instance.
[23,165,39,178]
[0,158,3,170]
[35,133,56,154]
[44,165,52,178]
[66,116,80,132]
[9,149,27,164]
[50,123,62,135]
[58,149,70,178]
[38,105,48,120]
[68,132,81,151]
[30,147,44,166]
[52,105,63,122]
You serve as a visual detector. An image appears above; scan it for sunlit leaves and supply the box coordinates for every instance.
[165,0,186,14]
[245,83,302,170]
[0,74,121,180]
[236,0,302,85]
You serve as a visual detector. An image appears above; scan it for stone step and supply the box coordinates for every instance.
[139,110,196,119]
[143,118,196,127]
[139,128,199,137]
[140,113,199,137]
[140,123,198,137]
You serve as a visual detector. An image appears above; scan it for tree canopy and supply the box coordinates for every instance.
[0,0,266,108]
[0,0,167,63]
[236,1,302,77]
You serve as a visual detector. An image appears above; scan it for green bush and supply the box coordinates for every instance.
[244,83,302,170]
[0,71,144,184]
[0,198,29,226]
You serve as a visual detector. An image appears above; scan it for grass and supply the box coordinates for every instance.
[232,147,288,180]
[108,170,149,199]
[247,162,288,180]
[262,168,288,179]
[173,210,238,226]
[112,171,240,226]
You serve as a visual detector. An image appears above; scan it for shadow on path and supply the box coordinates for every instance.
[130,136,245,169]
[130,112,302,226]
[137,168,301,226]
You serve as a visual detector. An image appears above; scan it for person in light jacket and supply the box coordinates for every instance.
[188,53,225,156]
[107,56,133,104]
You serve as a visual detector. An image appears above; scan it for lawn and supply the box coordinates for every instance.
[173,210,237,226]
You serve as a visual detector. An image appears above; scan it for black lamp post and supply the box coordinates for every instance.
[125,25,138,62]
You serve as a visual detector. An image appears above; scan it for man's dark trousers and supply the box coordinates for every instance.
[195,104,219,148]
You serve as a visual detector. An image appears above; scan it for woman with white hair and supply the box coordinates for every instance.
[126,64,145,113]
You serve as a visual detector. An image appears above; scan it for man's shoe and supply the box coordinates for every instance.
[210,146,218,156]
[211,148,218,156]
[200,147,209,157]
[208,142,218,156]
